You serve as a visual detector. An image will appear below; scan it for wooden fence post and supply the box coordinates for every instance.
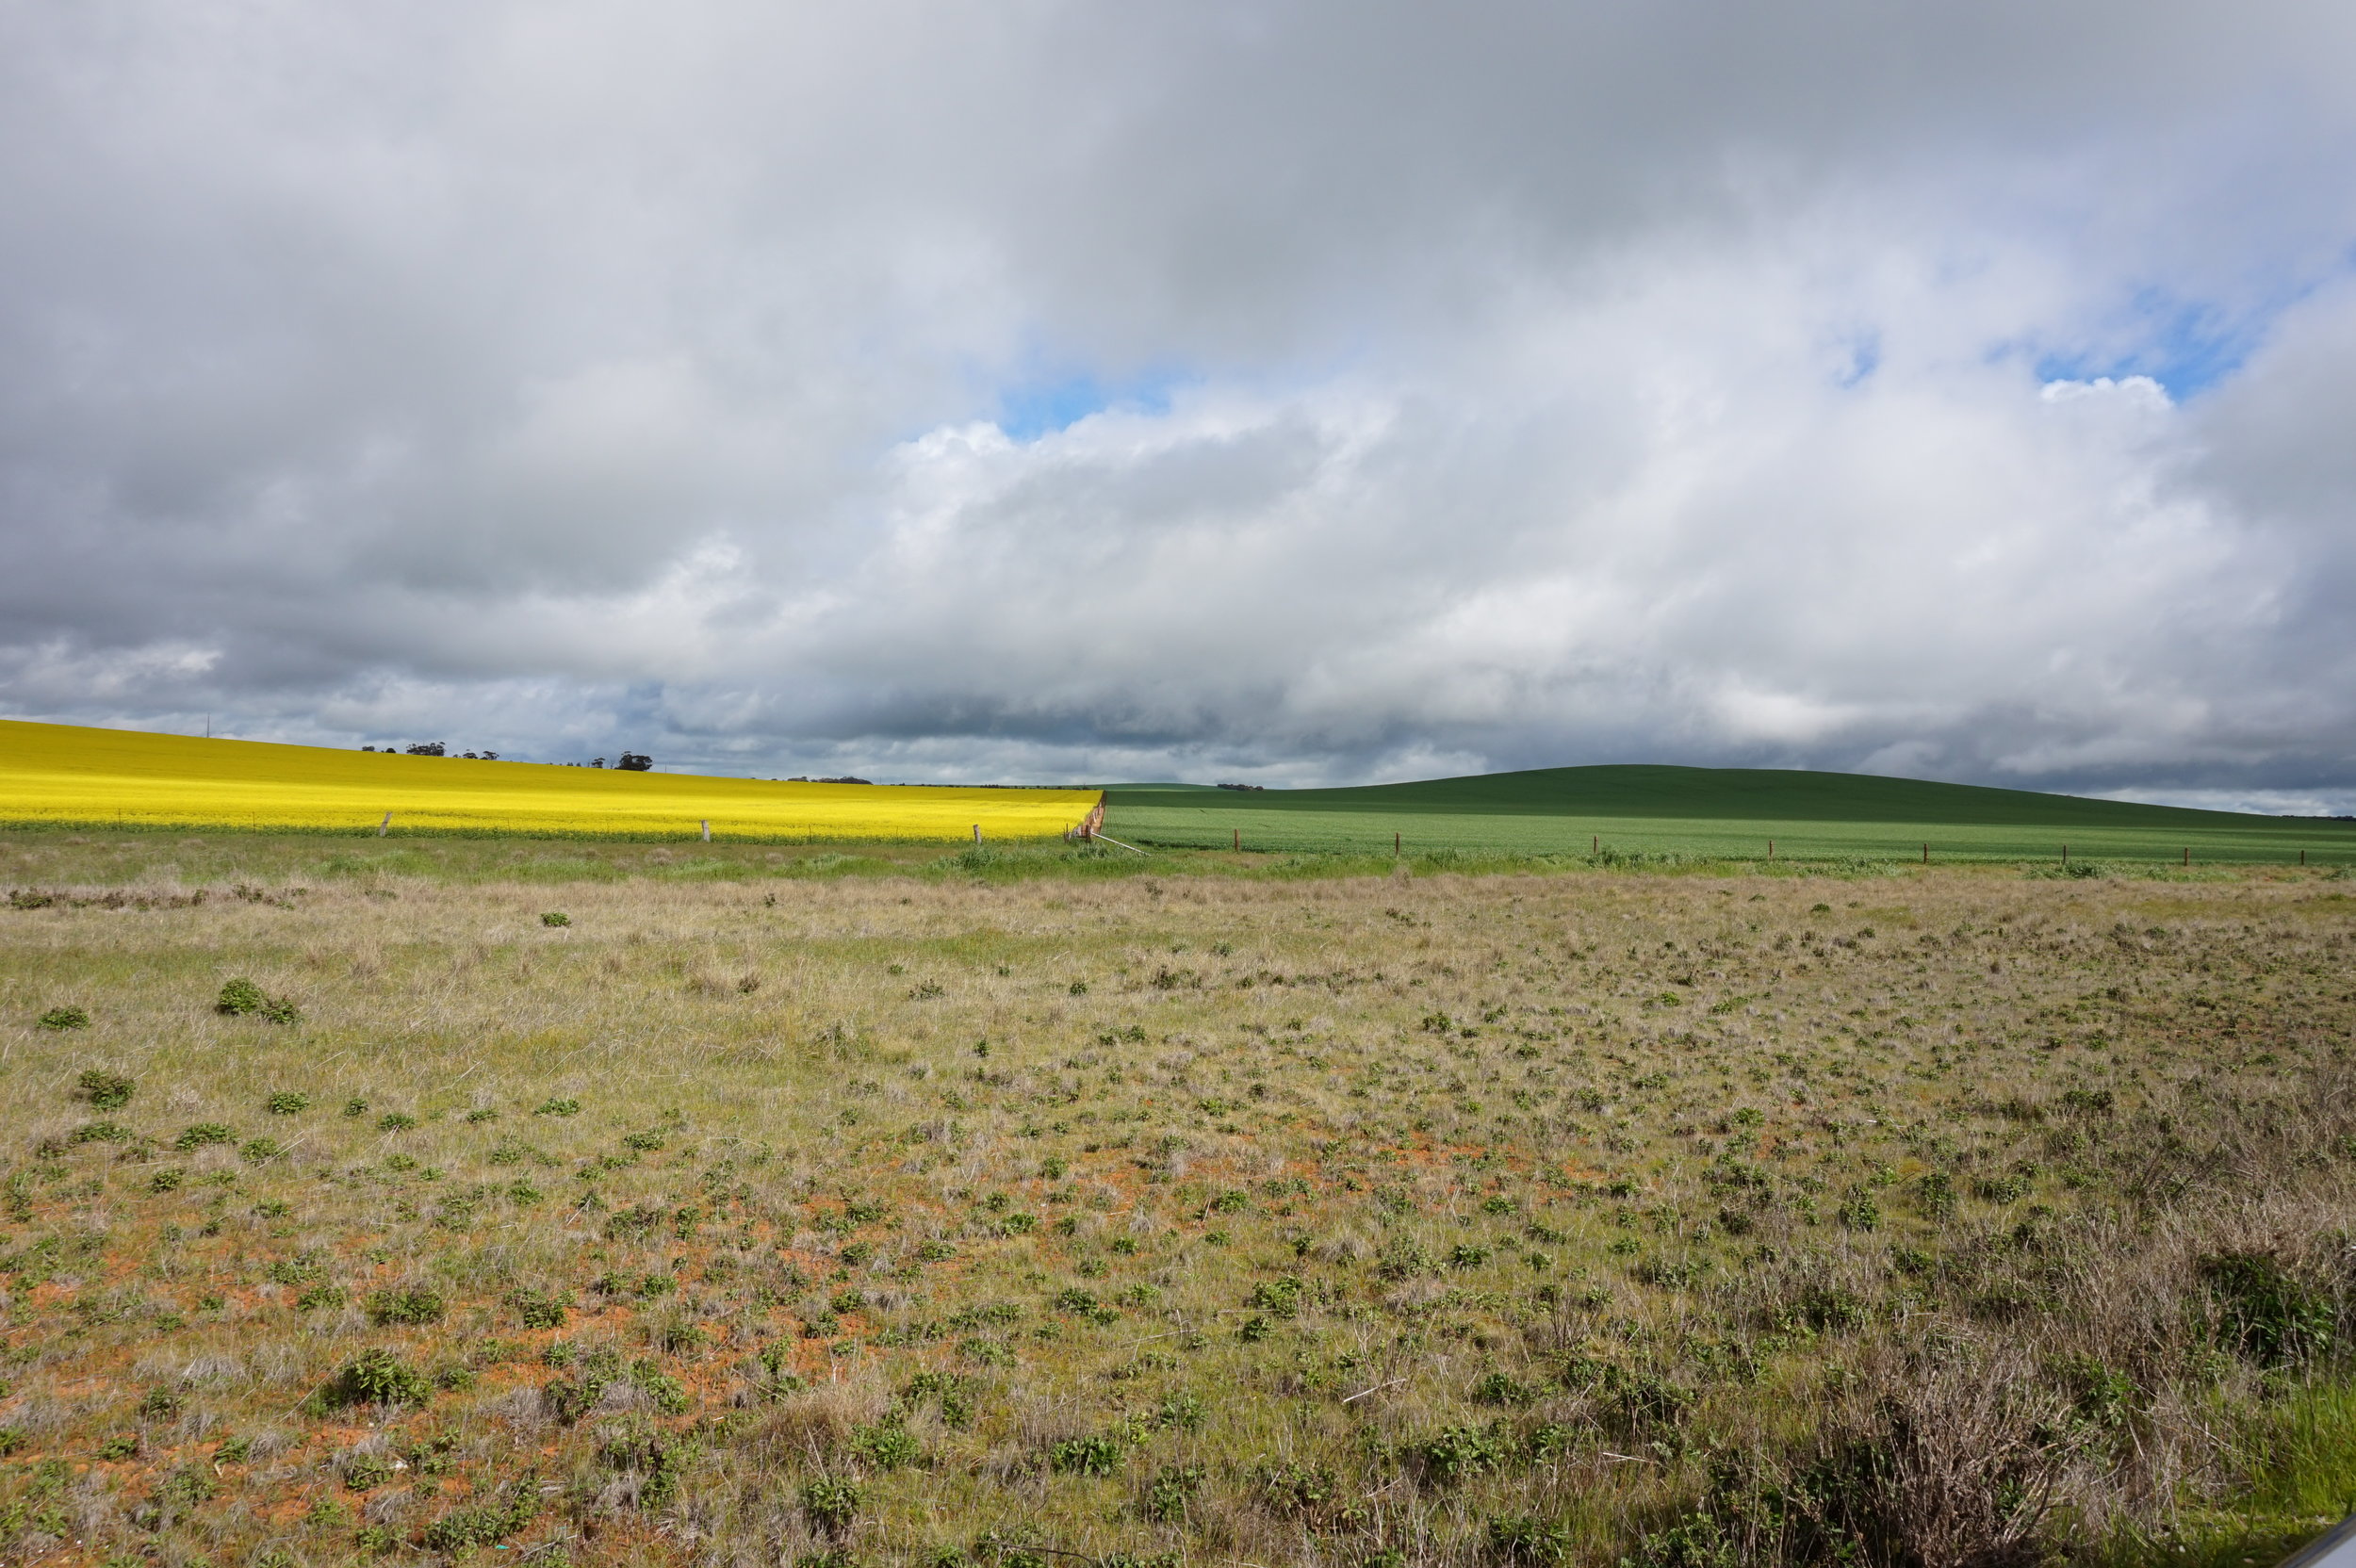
[1922,843,1927,864]
[1395,831,1400,856]
[973,825,981,844]
[1233,827,1239,852]
[701,820,711,842]
[379,812,391,838]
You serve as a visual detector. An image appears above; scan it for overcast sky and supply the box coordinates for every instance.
[4,3,2354,806]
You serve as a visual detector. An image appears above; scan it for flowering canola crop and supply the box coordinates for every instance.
[0,720,1098,841]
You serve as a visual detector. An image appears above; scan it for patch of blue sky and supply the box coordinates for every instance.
[995,367,1188,440]
[1833,331,1880,388]
[2031,283,2306,400]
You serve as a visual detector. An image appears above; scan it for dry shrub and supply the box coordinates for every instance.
[490,1384,548,1429]
[1315,1229,1373,1266]
[746,1375,890,1471]
[1824,1338,2080,1568]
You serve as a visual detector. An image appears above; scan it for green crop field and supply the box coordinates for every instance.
[1105,765,2354,866]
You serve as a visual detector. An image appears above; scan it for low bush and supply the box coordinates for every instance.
[365,1287,447,1326]
[1421,1424,1514,1485]
[509,1287,572,1329]
[1486,1514,1575,1564]
[317,1348,431,1410]
[419,1484,539,1550]
[1047,1430,1126,1477]
[1145,1464,1203,1521]
[801,1476,864,1535]
[2201,1250,2335,1364]
[75,1069,134,1109]
[850,1419,923,1470]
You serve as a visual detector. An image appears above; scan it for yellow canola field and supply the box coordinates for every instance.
[0,720,1099,841]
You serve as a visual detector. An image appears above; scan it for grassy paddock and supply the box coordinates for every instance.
[1,842,2351,1568]
[1107,805,2352,865]
[8,828,2344,896]
[1106,766,2356,865]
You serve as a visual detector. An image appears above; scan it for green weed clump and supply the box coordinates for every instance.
[216,975,301,1023]
[365,1287,447,1326]
[800,1476,864,1535]
[75,1068,134,1108]
[215,976,266,1014]
[419,1488,539,1553]
[2201,1250,2335,1365]
[315,1349,431,1411]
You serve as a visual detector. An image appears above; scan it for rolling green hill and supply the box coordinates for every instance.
[1104,765,2353,864]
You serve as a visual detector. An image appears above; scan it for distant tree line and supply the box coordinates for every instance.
[358,744,651,770]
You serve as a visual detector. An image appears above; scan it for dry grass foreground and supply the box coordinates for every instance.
[0,720,1096,841]
[2,853,2353,1568]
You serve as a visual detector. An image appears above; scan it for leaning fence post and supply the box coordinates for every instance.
[379,812,391,838]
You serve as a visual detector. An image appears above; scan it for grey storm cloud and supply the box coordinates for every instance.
[3,0,2355,805]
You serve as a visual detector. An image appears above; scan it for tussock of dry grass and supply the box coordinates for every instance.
[1,847,2352,1568]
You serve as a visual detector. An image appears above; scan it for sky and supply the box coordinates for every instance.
[3,2,2355,809]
